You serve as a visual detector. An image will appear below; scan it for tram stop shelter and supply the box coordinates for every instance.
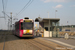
[35,17,60,37]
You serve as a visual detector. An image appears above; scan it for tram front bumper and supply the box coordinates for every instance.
[22,34,33,37]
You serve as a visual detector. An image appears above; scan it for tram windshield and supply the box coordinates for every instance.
[21,22,33,30]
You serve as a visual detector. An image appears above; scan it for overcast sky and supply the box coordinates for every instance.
[0,0,75,29]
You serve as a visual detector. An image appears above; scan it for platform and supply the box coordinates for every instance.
[38,37,75,50]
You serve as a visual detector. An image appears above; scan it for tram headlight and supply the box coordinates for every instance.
[24,30,26,34]
[29,30,32,33]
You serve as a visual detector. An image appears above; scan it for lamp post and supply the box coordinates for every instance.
[8,19,10,30]
[10,12,12,30]
[55,10,57,18]
[47,12,49,18]
[62,24,63,31]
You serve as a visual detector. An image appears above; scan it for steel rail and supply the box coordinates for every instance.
[22,39,42,50]
[33,38,70,50]
[32,39,55,49]
[23,39,53,50]
[28,39,53,50]
[0,33,3,39]
[3,33,6,50]
[27,40,42,50]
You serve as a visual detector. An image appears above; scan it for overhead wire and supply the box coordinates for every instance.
[5,0,8,11]
[2,0,8,16]
[2,0,7,47]
[17,0,34,16]
[2,0,8,26]
[17,0,31,16]
[22,0,34,13]
[2,0,5,12]
[2,0,6,22]
[22,0,34,17]
[4,0,8,22]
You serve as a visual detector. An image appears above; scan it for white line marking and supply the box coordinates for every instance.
[40,38,75,48]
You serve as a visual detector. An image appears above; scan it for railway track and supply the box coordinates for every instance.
[3,33,6,50]
[0,33,72,50]
[23,38,72,50]
[22,39,41,50]
[0,32,4,39]
[33,38,65,49]
[0,31,10,50]
[0,33,6,50]
[23,38,53,50]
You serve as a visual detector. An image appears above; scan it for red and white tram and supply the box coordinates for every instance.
[13,17,34,37]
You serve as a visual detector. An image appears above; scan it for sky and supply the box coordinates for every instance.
[0,0,75,30]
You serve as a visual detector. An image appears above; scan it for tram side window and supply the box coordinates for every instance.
[15,23,19,30]
[15,25,17,30]
[45,27,48,31]
[17,23,19,29]
[21,23,23,30]
[15,25,16,30]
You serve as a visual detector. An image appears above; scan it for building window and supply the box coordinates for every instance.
[45,27,48,31]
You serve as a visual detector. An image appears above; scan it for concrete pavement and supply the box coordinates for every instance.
[38,37,75,50]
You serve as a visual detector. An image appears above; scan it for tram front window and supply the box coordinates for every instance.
[23,22,33,29]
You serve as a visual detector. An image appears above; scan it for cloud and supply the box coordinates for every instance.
[41,0,51,3]
[70,5,75,7]
[53,4,63,8]
[41,0,73,3]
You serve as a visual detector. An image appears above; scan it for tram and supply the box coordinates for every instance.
[13,17,34,37]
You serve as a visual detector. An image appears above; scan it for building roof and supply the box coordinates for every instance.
[43,18,60,20]
[35,17,60,22]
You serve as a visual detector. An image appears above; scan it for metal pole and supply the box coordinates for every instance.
[10,12,12,30]
[55,10,57,18]
[62,24,63,31]
[55,11,56,18]
[49,20,50,37]
[55,22,56,37]
[8,19,9,30]
[47,12,49,18]
[70,25,71,32]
